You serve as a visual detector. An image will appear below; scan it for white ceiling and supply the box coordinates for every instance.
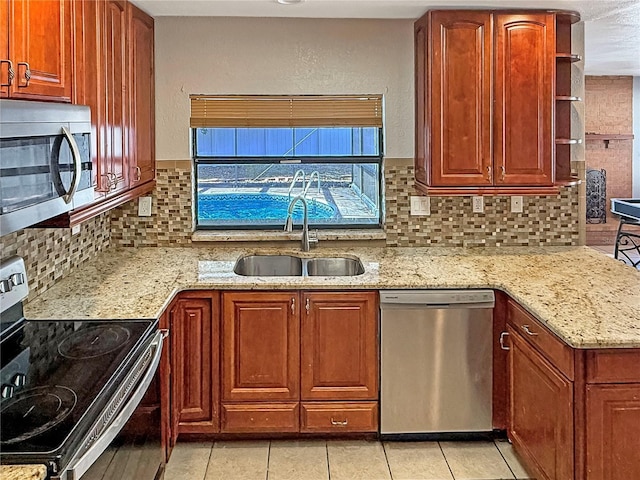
[132,0,640,76]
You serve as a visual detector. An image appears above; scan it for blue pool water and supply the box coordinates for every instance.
[198,193,336,222]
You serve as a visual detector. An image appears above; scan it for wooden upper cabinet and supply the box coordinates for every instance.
[428,11,493,187]
[127,3,155,187]
[170,292,219,435]
[222,292,300,402]
[301,292,378,401]
[415,10,575,194]
[99,0,128,196]
[0,1,9,98]
[494,13,554,186]
[8,0,72,101]
[508,325,574,480]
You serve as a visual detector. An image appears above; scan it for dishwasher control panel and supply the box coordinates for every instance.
[380,289,495,307]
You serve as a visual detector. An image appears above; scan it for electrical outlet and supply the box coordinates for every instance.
[410,196,430,216]
[71,224,81,236]
[138,196,152,217]
[511,196,523,213]
[472,196,484,213]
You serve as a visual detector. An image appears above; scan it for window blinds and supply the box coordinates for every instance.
[190,95,383,128]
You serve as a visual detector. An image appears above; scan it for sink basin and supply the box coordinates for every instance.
[234,255,303,276]
[233,255,365,276]
[306,257,365,276]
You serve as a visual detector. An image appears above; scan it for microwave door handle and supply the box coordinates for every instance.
[61,126,83,204]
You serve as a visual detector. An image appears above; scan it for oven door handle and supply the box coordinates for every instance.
[61,126,83,204]
[65,329,167,480]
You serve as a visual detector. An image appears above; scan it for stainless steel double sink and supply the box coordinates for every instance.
[234,254,365,277]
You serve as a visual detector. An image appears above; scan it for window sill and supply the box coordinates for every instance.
[192,229,387,243]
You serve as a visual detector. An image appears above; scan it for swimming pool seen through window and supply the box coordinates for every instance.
[193,126,383,229]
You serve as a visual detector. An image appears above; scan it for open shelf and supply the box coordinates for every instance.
[556,53,581,62]
[556,95,582,101]
[556,138,582,145]
[585,133,634,148]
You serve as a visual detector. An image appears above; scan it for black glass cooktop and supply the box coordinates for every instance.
[0,319,155,460]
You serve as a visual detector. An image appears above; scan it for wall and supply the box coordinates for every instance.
[584,76,634,245]
[634,76,640,198]
[0,214,110,302]
[109,16,582,248]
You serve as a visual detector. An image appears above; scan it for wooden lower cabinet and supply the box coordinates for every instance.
[170,291,219,435]
[506,299,640,480]
[586,384,640,480]
[508,325,574,480]
[221,291,300,403]
[221,403,299,433]
[301,402,378,433]
[301,291,378,401]
[220,290,379,434]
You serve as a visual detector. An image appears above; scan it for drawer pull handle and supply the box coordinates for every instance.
[522,325,538,336]
[305,298,310,315]
[330,418,348,426]
[499,332,510,350]
[291,297,295,314]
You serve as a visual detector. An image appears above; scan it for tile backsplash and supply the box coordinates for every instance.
[110,161,580,248]
[385,161,580,247]
[0,213,110,302]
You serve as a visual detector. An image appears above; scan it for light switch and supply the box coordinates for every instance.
[410,196,430,216]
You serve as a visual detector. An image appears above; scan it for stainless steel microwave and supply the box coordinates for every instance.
[0,100,94,236]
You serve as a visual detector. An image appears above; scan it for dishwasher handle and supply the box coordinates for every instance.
[380,289,495,308]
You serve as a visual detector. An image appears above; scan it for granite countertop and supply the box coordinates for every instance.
[24,246,640,348]
[0,465,47,480]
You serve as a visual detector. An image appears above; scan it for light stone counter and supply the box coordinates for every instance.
[0,465,47,480]
[24,246,640,348]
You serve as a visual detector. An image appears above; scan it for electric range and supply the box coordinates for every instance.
[0,257,164,480]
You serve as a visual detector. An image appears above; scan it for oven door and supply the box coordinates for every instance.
[57,330,167,480]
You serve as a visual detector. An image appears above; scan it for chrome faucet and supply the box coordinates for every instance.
[284,195,318,252]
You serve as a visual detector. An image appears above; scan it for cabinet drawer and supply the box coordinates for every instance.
[301,402,378,433]
[221,403,299,433]
[507,300,574,380]
[587,350,640,383]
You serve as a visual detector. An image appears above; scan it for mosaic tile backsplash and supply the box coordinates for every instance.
[110,162,580,248]
[385,162,580,247]
[0,213,110,302]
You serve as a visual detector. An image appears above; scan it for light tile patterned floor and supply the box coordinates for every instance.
[165,440,532,480]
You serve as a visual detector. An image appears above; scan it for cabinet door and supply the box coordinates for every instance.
[99,0,128,196]
[301,291,378,401]
[428,10,493,187]
[222,292,300,402]
[127,4,155,187]
[494,13,554,186]
[508,326,573,480]
[0,0,9,98]
[414,14,428,186]
[9,0,72,101]
[586,384,640,480]
[170,292,219,434]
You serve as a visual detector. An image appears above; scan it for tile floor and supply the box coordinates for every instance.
[164,439,533,480]
[589,243,640,268]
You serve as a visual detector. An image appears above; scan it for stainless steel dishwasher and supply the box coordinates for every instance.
[380,289,495,436]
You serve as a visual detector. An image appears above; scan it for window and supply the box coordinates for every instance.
[191,95,383,229]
